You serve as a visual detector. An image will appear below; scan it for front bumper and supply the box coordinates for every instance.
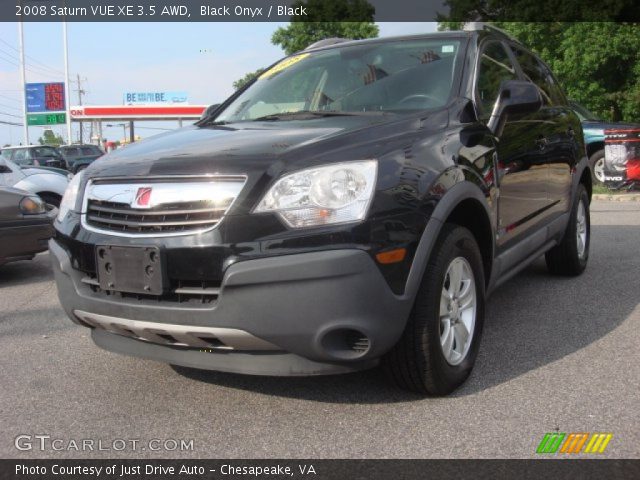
[50,239,411,375]
[0,214,55,265]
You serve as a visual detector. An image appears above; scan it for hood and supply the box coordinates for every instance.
[21,166,69,177]
[86,114,426,179]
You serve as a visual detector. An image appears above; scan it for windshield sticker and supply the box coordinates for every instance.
[442,45,455,53]
[259,53,310,79]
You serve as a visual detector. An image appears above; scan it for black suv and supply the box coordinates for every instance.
[58,144,104,174]
[51,25,591,395]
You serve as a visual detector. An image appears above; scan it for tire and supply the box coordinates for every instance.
[589,150,605,185]
[38,193,62,208]
[383,224,486,395]
[545,184,590,276]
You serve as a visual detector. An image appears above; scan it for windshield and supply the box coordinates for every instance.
[214,38,462,123]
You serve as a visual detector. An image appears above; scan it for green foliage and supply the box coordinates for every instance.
[233,68,266,90]
[233,0,378,89]
[436,0,637,22]
[272,0,378,55]
[37,129,64,147]
[272,21,379,56]
[438,21,640,122]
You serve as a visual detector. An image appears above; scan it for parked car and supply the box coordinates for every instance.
[569,101,640,185]
[51,24,591,395]
[0,186,56,266]
[0,157,69,207]
[0,145,67,170]
[58,144,104,173]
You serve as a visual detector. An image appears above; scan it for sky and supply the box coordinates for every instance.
[0,21,436,146]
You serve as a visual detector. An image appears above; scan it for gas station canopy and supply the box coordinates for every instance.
[70,104,207,122]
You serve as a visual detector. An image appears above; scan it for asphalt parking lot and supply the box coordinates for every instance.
[1,200,638,459]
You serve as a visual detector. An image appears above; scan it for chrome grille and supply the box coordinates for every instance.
[82,177,246,237]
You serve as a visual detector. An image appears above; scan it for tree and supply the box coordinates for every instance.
[38,129,64,147]
[272,0,378,56]
[232,0,379,89]
[232,68,266,91]
[438,21,640,122]
[436,0,638,23]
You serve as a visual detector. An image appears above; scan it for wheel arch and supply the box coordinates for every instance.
[586,142,604,160]
[404,182,495,301]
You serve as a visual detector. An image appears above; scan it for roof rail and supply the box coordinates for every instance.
[463,22,520,43]
[304,38,350,51]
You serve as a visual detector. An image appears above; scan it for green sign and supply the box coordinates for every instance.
[27,113,66,126]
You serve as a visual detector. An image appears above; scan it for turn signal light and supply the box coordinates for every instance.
[376,248,407,264]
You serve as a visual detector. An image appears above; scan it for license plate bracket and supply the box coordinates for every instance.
[96,245,164,295]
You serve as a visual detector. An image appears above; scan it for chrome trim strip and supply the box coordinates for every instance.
[74,310,279,351]
[80,175,247,238]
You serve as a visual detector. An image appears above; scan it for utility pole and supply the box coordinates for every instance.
[18,19,29,145]
[62,20,72,145]
[74,73,86,143]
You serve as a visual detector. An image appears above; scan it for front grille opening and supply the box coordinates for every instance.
[82,274,221,307]
[345,331,371,353]
[86,199,230,234]
[320,328,371,360]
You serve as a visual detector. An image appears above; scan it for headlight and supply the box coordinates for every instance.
[254,160,377,228]
[20,196,46,215]
[57,170,84,222]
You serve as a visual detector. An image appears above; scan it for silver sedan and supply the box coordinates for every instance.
[0,157,69,207]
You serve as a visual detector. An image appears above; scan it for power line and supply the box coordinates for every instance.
[0,38,64,75]
[0,102,21,111]
[0,111,23,119]
[0,45,65,79]
[0,119,23,126]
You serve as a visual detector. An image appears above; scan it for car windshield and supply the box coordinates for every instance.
[214,38,462,123]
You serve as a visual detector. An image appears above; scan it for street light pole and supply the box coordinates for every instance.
[62,20,72,144]
[17,19,29,145]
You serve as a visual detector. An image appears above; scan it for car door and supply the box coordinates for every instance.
[475,40,549,249]
[509,45,579,217]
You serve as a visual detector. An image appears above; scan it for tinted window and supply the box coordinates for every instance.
[63,147,80,156]
[81,146,99,155]
[511,46,566,106]
[476,41,518,118]
[32,146,59,158]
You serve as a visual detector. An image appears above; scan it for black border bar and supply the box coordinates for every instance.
[3,0,640,22]
[1,460,640,480]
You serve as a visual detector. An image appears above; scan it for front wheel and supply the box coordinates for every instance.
[383,224,485,395]
[589,150,606,185]
[545,184,590,276]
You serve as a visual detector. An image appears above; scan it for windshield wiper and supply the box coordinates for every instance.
[252,110,389,121]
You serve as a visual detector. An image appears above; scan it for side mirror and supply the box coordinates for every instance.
[487,80,542,136]
[201,104,221,120]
